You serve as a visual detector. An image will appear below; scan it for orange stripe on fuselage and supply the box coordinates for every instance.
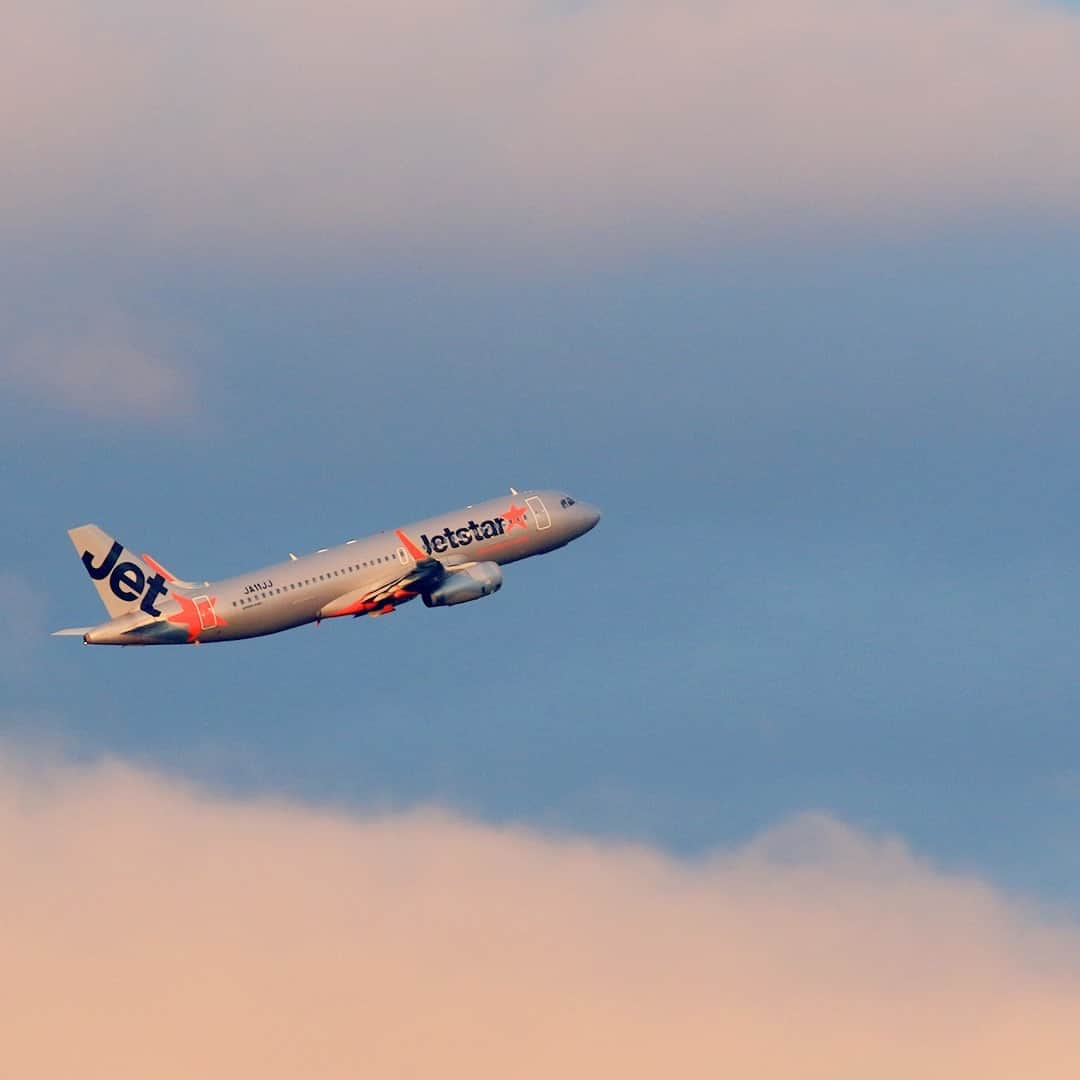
[395,529,427,562]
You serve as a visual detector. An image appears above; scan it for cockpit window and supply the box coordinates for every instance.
[560,496,577,507]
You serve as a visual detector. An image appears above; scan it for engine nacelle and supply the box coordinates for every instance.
[423,562,503,607]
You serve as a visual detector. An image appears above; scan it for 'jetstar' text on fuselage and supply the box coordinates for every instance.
[420,517,506,554]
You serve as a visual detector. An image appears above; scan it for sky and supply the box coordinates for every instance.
[4,0,1080,1073]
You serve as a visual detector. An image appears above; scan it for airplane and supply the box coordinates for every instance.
[54,489,601,646]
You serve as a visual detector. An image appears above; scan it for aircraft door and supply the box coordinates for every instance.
[525,495,551,530]
[193,595,221,630]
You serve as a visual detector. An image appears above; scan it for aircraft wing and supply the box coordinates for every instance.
[318,530,444,618]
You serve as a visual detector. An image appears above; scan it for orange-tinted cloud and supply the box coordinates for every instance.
[1,751,1078,1078]
[3,0,1080,257]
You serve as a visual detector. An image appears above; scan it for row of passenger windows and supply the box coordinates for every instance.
[232,553,400,607]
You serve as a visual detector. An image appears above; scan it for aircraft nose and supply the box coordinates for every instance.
[576,502,602,534]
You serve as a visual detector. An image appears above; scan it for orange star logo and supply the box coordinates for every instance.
[502,503,528,531]
[166,595,226,643]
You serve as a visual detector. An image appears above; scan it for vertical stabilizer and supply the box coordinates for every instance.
[67,525,172,619]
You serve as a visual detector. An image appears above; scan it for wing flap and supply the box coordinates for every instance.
[318,564,443,619]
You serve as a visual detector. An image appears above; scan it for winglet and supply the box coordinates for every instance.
[395,528,427,562]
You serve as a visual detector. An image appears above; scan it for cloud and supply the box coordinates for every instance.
[1,751,1078,1078]
[3,0,1080,258]
[2,314,194,421]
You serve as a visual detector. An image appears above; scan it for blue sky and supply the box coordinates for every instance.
[6,223,1080,907]
[4,0,1080,916]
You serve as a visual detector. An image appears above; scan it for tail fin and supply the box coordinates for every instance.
[67,525,173,619]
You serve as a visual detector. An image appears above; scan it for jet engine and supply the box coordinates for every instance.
[423,562,503,607]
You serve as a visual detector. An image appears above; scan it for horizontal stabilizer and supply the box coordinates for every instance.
[52,627,92,637]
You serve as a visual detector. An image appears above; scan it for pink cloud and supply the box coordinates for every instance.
[3,0,1080,257]
[0,752,1078,1077]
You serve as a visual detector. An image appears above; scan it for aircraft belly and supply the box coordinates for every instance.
[495,537,567,565]
[208,593,316,641]
[240,603,315,638]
